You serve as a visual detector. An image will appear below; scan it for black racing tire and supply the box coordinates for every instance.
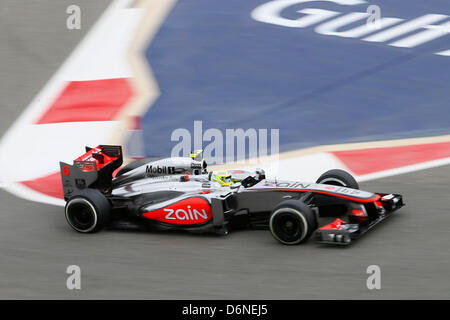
[116,160,146,177]
[65,189,111,233]
[269,200,317,245]
[316,169,359,189]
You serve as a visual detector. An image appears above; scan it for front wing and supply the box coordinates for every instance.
[315,194,404,245]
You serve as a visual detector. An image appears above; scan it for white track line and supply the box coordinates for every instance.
[3,182,65,207]
[0,0,137,205]
[0,0,134,139]
[357,157,450,182]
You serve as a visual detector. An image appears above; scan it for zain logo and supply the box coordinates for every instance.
[164,205,210,221]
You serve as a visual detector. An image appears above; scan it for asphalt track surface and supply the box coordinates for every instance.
[0,1,449,299]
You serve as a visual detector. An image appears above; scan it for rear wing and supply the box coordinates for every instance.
[59,145,123,201]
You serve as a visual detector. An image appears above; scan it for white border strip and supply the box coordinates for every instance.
[0,0,134,144]
[4,182,65,207]
[357,156,450,182]
[0,0,134,206]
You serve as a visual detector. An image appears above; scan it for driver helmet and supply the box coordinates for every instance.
[211,171,233,186]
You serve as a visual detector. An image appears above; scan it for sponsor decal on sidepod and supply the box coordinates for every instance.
[142,197,212,225]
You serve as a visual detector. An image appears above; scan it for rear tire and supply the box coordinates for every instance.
[316,169,359,189]
[65,189,111,233]
[269,200,317,245]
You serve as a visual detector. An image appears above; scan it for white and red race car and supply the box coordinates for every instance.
[60,145,404,245]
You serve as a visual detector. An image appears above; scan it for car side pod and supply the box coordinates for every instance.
[315,193,404,245]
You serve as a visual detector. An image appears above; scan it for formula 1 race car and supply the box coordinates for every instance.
[59,145,404,245]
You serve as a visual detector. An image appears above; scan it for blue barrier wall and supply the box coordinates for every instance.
[141,0,450,157]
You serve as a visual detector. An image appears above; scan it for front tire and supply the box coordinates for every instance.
[269,200,317,245]
[65,189,111,233]
[316,169,359,189]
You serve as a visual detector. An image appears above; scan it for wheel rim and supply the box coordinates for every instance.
[280,218,298,236]
[270,209,307,244]
[66,198,97,232]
